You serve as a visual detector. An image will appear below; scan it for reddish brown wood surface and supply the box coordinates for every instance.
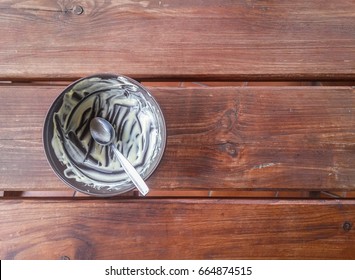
[0,198,354,259]
[1,85,355,192]
[0,0,354,81]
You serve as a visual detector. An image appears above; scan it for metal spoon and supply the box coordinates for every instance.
[90,117,149,196]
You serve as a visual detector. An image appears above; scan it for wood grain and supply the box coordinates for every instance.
[1,85,355,192]
[0,0,354,81]
[0,198,354,259]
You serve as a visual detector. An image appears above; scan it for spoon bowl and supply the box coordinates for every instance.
[90,117,115,146]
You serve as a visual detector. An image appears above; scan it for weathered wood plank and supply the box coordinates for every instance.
[0,198,354,259]
[0,0,354,80]
[1,85,355,192]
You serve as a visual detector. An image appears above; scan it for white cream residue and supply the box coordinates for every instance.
[51,76,164,190]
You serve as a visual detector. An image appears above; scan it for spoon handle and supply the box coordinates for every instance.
[110,144,149,196]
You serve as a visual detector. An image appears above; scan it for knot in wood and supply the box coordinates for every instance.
[343,221,352,232]
[218,142,238,157]
[72,5,84,15]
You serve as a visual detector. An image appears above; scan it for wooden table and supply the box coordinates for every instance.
[0,0,355,259]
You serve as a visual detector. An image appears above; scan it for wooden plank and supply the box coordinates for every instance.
[0,198,354,259]
[0,0,354,81]
[1,85,355,192]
